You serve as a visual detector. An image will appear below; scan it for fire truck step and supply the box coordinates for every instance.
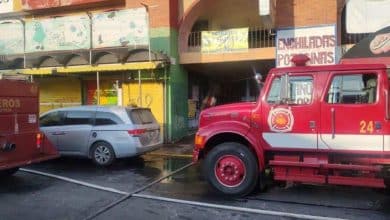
[328,176,385,188]
[270,160,382,172]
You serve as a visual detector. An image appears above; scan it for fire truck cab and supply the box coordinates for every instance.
[194,56,390,196]
[0,75,58,177]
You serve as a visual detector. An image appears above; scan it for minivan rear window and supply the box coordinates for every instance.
[127,108,156,125]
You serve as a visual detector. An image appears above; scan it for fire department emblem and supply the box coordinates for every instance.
[267,108,294,133]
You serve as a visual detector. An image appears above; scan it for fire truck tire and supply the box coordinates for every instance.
[91,142,116,167]
[385,179,390,194]
[204,142,258,197]
[0,167,19,177]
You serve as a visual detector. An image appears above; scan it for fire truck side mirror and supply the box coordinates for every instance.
[279,74,290,104]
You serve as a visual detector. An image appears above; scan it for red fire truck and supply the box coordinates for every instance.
[0,75,58,177]
[194,56,390,196]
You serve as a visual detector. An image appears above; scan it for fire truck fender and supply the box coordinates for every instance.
[199,121,265,171]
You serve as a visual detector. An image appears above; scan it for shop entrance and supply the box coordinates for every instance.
[185,60,275,130]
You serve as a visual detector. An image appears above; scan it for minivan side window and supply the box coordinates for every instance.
[326,73,377,104]
[64,111,94,125]
[40,111,65,127]
[95,112,123,126]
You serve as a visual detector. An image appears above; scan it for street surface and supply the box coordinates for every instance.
[0,150,389,220]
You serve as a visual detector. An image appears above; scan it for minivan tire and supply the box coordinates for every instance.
[91,142,116,166]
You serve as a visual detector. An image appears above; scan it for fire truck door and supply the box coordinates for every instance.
[319,72,383,151]
[262,74,319,150]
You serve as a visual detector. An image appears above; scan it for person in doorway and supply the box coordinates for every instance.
[201,85,219,110]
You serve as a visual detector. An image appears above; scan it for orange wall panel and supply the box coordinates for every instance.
[276,0,338,28]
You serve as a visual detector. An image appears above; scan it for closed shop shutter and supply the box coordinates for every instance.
[122,81,164,128]
[37,77,82,113]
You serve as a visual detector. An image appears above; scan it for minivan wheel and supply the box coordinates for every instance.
[91,142,116,166]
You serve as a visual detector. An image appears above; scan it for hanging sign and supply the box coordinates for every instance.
[92,8,149,48]
[276,25,337,67]
[201,28,249,53]
[0,0,13,13]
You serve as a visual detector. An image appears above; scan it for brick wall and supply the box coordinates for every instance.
[276,0,338,28]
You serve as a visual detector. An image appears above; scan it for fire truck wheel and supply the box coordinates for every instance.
[204,142,258,197]
[385,179,390,194]
[91,142,116,166]
[0,167,19,177]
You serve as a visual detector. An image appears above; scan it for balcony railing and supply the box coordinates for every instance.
[187,27,276,52]
[341,32,370,45]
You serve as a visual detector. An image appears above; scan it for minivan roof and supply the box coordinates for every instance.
[40,105,144,116]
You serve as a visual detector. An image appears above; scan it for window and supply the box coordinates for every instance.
[40,111,65,127]
[267,77,281,103]
[267,75,313,105]
[326,74,377,104]
[127,108,156,125]
[94,112,123,126]
[64,111,94,125]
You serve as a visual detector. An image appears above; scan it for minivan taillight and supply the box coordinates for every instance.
[128,129,146,137]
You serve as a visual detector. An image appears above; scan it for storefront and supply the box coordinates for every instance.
[24,60,168,134]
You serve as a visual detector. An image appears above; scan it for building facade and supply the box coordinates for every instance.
[0,0,188,142]
[0,0,388,142]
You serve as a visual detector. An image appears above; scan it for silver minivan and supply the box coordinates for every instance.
[39,106,162,166]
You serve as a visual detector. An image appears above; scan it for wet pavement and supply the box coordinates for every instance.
[0,172,121,220]
[1,143,389,220]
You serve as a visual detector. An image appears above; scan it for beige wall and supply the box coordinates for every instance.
[179,0,263,30]
[180,0,340,30]
[179,0,195,19]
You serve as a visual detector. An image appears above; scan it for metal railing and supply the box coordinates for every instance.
[188,28,370,53]
[341,32,370,45]
[187,27,276,52]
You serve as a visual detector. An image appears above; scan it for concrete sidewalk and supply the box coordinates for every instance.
[149,134,195,158]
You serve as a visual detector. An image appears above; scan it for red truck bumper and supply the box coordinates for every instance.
[0,154,59,171]
[0,134,59,171]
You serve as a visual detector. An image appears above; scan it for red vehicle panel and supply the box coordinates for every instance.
[194,56,390,196]
[0,78,58,175]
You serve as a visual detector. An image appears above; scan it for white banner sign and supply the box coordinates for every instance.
[276,25,336,67]
[346,0,390,34]
[92,8,149,48]
[259,0,270,16]
[0,0,13,13]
